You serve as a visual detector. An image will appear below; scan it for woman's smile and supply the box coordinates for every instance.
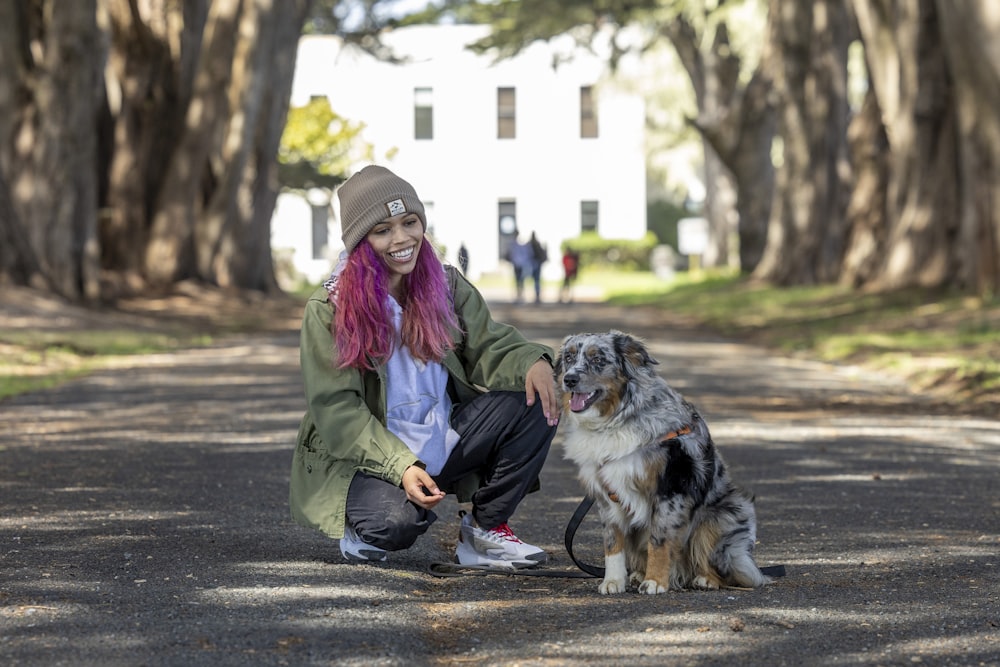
[388,246,415,263]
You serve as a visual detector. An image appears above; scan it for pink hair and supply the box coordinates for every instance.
[333,239,458,370]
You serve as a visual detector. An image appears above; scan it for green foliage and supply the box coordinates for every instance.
[0,330,215,401]
[605,276,1000,402]
[441,0,661,59]
[562,231,659,271]
[278,97,371,190]
[646,198,687,249]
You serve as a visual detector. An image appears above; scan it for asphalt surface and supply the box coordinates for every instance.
[1,298,998,666]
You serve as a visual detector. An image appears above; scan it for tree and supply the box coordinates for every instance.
[751,0,852,285]
[0,0,104,300]
[278,97,372,191]
[659,4,774,272]
[845,0,1000,293]
[0,0,314,301]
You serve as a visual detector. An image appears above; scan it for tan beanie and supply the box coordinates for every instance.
[338,165,427,252]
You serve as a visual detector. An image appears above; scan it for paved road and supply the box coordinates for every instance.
[1,300,998,666]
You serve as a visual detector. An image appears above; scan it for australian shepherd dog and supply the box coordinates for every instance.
[555,331,772,595]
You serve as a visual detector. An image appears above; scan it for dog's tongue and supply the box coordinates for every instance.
[570,392,589,412]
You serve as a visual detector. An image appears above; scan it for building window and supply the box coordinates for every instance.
[497,200,517,260]
[415,87,433,140]
[497,87,516,139]
[580,86,598,138]
[581,200,599,233]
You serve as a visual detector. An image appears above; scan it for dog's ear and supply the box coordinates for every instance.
[612,331,658,370]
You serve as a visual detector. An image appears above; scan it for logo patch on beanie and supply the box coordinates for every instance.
[385,198,406,217]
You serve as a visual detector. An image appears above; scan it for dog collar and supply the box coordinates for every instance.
[658,425,692,444]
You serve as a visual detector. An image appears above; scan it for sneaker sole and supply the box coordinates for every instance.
[455,542,546,569]
[341,548,387,563]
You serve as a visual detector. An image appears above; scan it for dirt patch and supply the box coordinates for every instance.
[0,282,305,336]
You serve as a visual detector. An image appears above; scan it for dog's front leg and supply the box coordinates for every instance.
[599,523,629,594]
[638,538,675,594]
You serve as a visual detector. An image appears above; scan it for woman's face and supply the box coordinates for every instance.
[366,212,424,289]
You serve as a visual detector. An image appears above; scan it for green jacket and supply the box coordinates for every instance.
[290,265,554,539]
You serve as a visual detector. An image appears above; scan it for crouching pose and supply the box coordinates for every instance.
[291,166,559,568]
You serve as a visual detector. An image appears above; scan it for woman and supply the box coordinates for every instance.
[290,165,559,568]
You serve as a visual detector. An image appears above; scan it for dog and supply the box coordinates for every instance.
[554,330,772,595]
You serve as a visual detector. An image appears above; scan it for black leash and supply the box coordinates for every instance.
[563,495,605,577]
[428,496,787,580]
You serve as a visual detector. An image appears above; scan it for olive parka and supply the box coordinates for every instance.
[290,265,554,539]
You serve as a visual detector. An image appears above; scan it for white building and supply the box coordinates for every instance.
[271,24,647,284]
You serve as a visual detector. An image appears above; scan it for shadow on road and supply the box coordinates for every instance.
[1,302,997,666]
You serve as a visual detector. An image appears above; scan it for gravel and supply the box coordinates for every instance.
[1,300,997,666]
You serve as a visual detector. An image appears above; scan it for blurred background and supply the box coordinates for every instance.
[3,0,999,300]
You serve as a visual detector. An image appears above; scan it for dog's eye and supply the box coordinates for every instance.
[587,353,607,370]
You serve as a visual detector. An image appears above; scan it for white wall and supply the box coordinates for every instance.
[274,25,647,283]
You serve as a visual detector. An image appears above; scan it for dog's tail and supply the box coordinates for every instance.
[725,551,773,588]
[701,495,774,588]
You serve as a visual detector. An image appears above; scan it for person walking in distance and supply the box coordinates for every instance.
[528,232,547,304]
[560,248,580,303]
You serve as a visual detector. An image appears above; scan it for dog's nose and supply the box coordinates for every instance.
[563,373,579,389]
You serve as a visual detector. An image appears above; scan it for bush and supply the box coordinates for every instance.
[646,199,688,250]
[561,232,660,271]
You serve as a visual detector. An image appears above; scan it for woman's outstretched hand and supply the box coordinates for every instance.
[525,359,559,427]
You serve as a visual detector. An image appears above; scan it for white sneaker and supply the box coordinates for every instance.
[454,512,548,568]
[339,524,387,563]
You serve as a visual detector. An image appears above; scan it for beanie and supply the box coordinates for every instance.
[338,165,427,252]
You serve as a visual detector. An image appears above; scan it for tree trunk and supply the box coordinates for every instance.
[144,0,311,290]
[663,15,739,270]
[100,0,208,292]
[753,0,851,285]
[202,0,310,291]
[852,0,959,289]
[697,67,776,274]
[144,0,243,286]
[667,12,776,274]
[933,0,1000,294]
[840,89,890,287]
[0,0,104,301]
[0,168,43,288]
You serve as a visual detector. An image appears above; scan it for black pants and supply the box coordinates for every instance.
[345,390,556,551]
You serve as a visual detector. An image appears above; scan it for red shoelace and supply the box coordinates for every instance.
[488,523,523,543]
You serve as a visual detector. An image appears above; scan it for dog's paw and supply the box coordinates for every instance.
[638,579,669,595]
[628,571,645,587]
[599,578,628,595]
[693,575,720,590]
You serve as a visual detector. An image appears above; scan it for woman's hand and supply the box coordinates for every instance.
[525,359,559,426]
[402,465,446,509]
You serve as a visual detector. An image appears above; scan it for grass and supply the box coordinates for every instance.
[597,268,1000,408]
[2,270,997,413]
[0,330,215,401]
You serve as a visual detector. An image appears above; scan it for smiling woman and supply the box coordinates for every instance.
[291,164,561,569]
